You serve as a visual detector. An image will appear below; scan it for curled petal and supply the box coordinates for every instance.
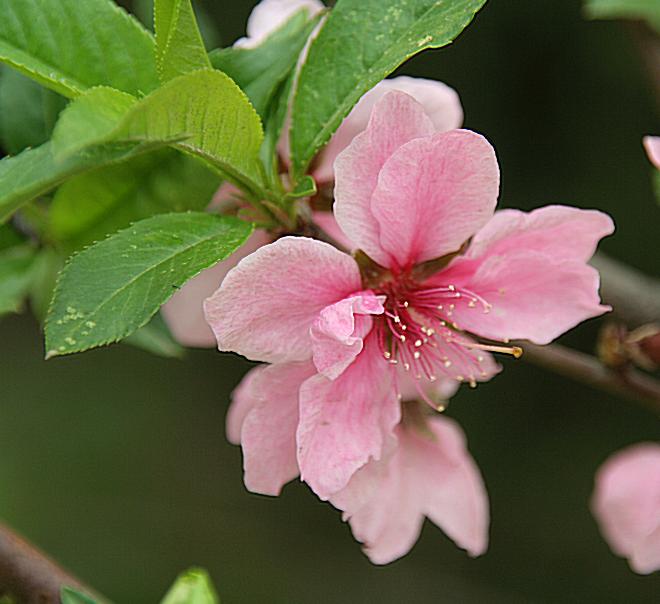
[331,416,489,564]
[592,443,660,574]
[312,211,353,251]
[311,292,385,380]
[334,91,435,267]
[370,129,500,268]
[234,0,324,48]
[162,229,271,347]
[297,337,399,499]
[314,77,463,184]
[238,362,316,496]
[204,237,361,363]
[226,365,264,445]
[464,206,614,264]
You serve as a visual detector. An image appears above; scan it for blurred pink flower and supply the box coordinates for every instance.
[592,443,660,574]
[205,91,613,562]
[643,135,660,170]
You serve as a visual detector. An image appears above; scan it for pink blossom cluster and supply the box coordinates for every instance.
[162,0,631,566]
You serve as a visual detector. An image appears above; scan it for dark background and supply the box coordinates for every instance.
[1,0,659,602]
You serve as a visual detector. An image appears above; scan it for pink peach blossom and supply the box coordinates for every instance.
[205,91,613,562]
[592,443,660,574]
[643,135,660,170]
[331,415,488,564]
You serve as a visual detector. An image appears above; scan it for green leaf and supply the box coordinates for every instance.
[290,0,486,177]
[60,586,97,604]
[113,69,265,196]
[45,212,253,357]
[48,150,220,252]
[160,568,219,604]
[51,87,139,158]
[124,312,185,358]
[0,67,66,154]
[0,223,23,250]
[584,0,660,33]
[0,0,159,98]
[0,244,36,315]
[209,8,321,117]
[0,140,169,224]
[155,0,211,82]
[28,247,63,321]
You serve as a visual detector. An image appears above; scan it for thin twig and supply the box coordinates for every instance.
[0,522,103,604]
[519,341,660,413]
[592,252,660,327]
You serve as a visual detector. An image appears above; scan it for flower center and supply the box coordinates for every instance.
[375,275,522,388]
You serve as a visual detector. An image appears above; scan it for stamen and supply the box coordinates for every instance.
[459,341,523,358]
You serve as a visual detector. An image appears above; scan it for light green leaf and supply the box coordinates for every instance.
[48,149,220,252]
[155,0,211,82]
[290,0,486,177]
[584,0,660,33]
[114,69,265,196]
[124,312,185,358]
[209,9,321,117]
[45,212,253,357]
[0,140,169,224]
[0,244,36,315]
[0,0,159,98]
[161,568,219,604]
[60,586,97,604]
[0,67,66,154]
[51,87,139,158]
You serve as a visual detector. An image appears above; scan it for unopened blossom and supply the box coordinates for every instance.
[591,443,660,574]
[643,135,660,170]
[205,91,613,562]
[233,0,324,49]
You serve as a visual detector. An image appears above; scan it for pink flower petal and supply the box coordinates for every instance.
[204,237,362,363]
[226,366,264,445]
[443,250,609,345]
[234,0,324,48]
[334,91,435,267]
[297,337,400,499]
[312,211,353,251]
[311,292,385,380]
[370,129,499,268]
[314,77,463,183]
[643,136,660,170]
[239,361,316,496]
[464,206,614,263]
[331,415,489,564]
[592,443,660,574]
[162,229,271,348]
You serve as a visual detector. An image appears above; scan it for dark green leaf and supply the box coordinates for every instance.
[0,244,37,316]
[28,247,64,321]
[0,0,159,97]
[45,212,253,357]
[0,67,66,154]
[290,0,486,177]
[209,9,320,117]
[48,150,220,252]
[124,312,185,358]
[160,568,219,604]
[155,0,211,82]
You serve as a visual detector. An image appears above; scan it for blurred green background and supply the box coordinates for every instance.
[1,0,659,602]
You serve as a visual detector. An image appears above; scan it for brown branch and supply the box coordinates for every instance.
[519,342,660,414]
[0,522,103,604]
[592,252,660,327]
